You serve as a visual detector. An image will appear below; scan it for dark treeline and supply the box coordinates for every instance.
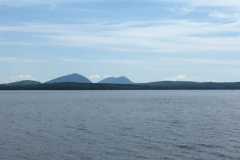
[0,83,143,90]
[0,81,240,90]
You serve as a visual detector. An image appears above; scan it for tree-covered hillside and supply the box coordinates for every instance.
[0,81,240,90]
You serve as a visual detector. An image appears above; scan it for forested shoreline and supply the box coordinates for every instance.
[1,81,240,90]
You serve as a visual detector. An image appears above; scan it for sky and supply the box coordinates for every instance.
[0,0,240,83]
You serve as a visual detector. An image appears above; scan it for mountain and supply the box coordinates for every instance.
[9,80,41,85]
[45,73,92,84]
[98,76,133,84]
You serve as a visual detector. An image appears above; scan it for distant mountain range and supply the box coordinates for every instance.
[45,73,133,84]
[98,76,133,84]
[1,73,240,90]
[46,73,92,84]
[8,80,41,85]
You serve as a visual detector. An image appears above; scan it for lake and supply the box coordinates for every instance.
[0,90,240,160]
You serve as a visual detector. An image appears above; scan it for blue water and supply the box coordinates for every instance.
[0,90,240,160]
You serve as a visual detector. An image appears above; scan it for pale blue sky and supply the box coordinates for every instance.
[1,0,240,83]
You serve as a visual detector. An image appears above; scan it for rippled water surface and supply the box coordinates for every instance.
[1,90,240,160]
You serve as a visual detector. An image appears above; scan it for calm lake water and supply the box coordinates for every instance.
[0,90,240,160]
